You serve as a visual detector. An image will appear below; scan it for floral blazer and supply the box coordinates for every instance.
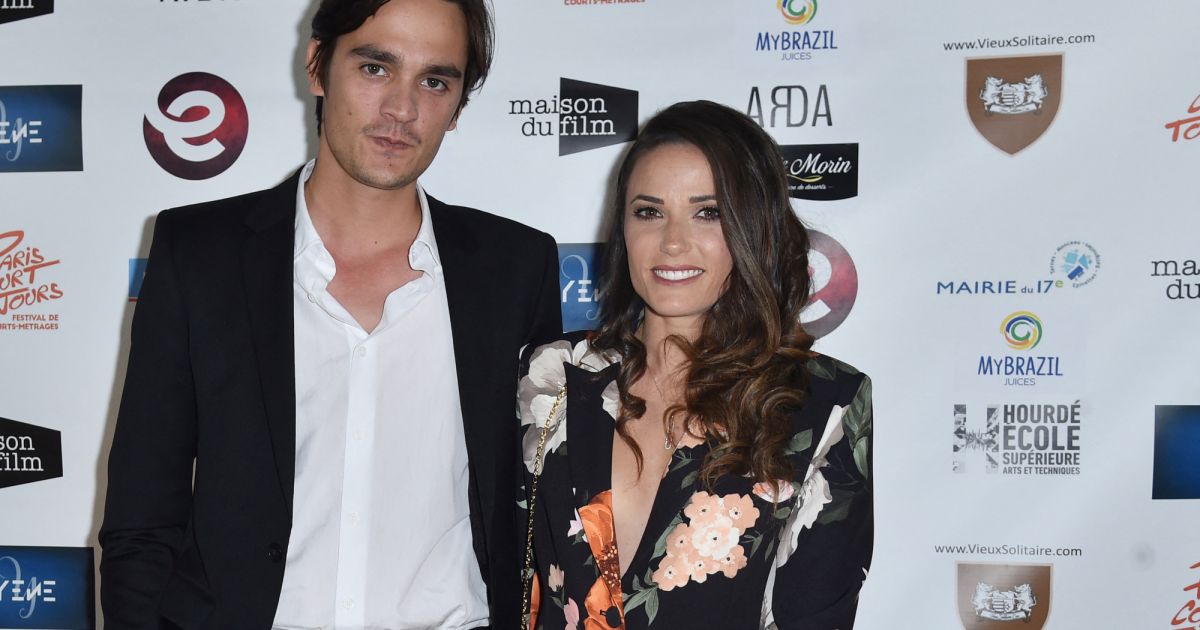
[517,333,873,630]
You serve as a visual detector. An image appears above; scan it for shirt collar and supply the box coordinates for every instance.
[293,158,442,272]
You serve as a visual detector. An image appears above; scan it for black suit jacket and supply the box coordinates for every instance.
[99,170,562,630]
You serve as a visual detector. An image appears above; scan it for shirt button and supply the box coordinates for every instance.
[342,597,355,610]
[355,346,367,358]
[307,292,317,303]
[349,512,360,525]
[267,543,284,563]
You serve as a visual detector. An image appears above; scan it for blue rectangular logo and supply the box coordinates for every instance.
[0,546,94,629]
[127,258,147,301]
[558,243,603,332]
[1153,405,1200,500]
[0,85,83,173]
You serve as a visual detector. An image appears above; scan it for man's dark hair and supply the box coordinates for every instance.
[307,0,494,135]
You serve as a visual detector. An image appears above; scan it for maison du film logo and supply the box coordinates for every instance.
[1151,256,1199,300]
[956,563,1051,629]
[0,85,82,173]
[0,0,53,25]
[0,416,62,489]
[144,72,248,180]
[1165,93,1199,143]
[558,243,601,332]
[508,78,637,156]
[0,546,94,629]
[966,54,1062,155]
[779,143,857,201]
[952,401,1082,476]
[0,230,63,330]
[754,0,838,62]
[1170,561,1200,628]
[976,311,1063,387]
[747,84,832,128]
[937,241,1097,297]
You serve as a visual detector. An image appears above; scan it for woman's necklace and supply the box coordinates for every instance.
[649,367,678,451]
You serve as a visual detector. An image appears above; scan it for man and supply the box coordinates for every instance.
[99,0,561,628]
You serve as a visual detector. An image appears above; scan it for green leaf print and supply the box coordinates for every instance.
[784,429,813,455]
[680,470,699,490]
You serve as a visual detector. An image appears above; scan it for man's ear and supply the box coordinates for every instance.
[306,39,325,97]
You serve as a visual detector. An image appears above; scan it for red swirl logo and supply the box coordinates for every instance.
[143,72,248,180]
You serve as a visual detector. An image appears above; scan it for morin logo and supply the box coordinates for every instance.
[0,85,82,173]
[558,243,602,332]
[779,143,857,200]
[956,563,1051,629]
[0,416,62,489]
[0,546,94,629]
[508,78,638,156]
[144,72,248,180]
[1153,405,1200,500]
[0,0,52,25]
[966,55,1062,155]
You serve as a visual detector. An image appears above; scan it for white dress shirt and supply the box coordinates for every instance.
[273,160,489,630]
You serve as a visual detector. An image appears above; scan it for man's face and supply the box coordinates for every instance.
[308,0,468,190]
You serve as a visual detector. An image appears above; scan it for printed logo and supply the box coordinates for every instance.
[128,258,147,302]
[746,84,832,128]
[956,563,1051,629]
[558,243,601,332]
[0,546,94,629]
[144,72,248,180]
[1153,405,1200,500]
[779,143,857,200]
[1165,93,1200,143]
[952,401,1082,475]
[778,0,815,25]
[563,0,646,5]
[1000,311,1041,350]
[0,416,62,489]
[1170,561,1200,628]
[0,230,63,330]
[802,229,857,339]
[1048,241,1099,288]
[966,54,1062,155]
[0,85,82,173]
[1150,256,1199,300]
[508,78,638,156]
[756,1,836,62]
[977,311,1062,387]
[0,0,52,25]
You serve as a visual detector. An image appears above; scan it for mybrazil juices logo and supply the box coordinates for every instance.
[977,311,1062,387]
[0,546,94,629]
[1001,311,1041,350]
[778,0,815,25]
[144,72,248,180]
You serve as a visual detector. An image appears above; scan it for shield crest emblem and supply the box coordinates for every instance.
[966,54,1063,154]
[957,562,1052,629]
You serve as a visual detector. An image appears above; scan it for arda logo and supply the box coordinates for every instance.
[802,230,857,338]
[144,72,248,180]
[0,0,53,26]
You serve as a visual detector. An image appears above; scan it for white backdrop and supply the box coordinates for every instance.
[2,1,1199,628]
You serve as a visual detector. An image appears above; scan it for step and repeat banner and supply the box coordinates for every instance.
[2,0,1199,628]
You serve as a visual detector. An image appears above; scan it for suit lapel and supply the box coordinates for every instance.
[241,171,300,516]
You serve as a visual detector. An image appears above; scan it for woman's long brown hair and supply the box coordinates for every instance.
[591,100,816,487]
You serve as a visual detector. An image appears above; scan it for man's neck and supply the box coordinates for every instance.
[303,150,422,258]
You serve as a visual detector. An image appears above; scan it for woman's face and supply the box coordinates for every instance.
[623,142,733,331]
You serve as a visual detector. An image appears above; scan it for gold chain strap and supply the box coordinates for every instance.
[520,385,567,630]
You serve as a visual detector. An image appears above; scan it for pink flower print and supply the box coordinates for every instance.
[564,597,580,629]
[688,555,714,583]
[682,491,724,526]
[548,563,565,591]
[666,523,693,555]
[724,494,760,530]
[752,480,795,504]
[689,514,738,561]
[717,543,748,578]
[652,550,693,591]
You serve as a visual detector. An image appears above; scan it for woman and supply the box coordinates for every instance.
[518,101,872,629]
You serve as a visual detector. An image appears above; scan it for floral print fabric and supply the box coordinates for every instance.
[518,334,873,629]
